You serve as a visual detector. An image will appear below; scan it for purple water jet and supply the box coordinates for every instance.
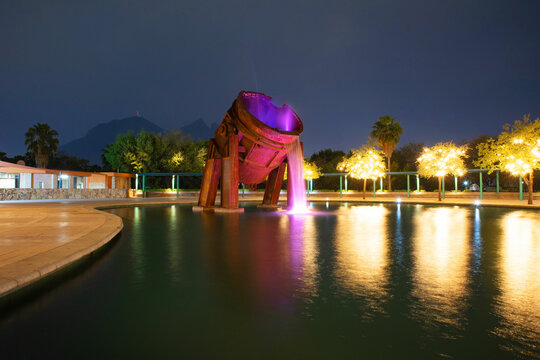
[286,139,309,214]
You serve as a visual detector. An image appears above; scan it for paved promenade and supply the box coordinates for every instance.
[0,192,538,298]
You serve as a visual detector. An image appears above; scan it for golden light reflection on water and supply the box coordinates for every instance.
[335,205,389,312]
[166,205,182,279]
[495,211,540,356]
[132,207,145,282]
[412,206,471,328]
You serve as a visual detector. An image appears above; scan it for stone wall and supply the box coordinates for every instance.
[0,188,129,201]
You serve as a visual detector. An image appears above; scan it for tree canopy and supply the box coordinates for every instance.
[370,115,402,190]
[303,159,322,180]
[417,142,468,178]
[48,152,101,172]
[103,131,207,174]
[392,142,424,171]
[308,148,346,190]
[337,145,386,198]
[24,123,59,168]
[475,114,540,204]
[417,142,468,201]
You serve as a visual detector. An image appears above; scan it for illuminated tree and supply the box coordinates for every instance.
[417,142,468,201]
[371,115,402,191]
[475,114,540,204]
[303,159,322,180]
[337,146,386,199]
[284,159,321,182]
[104,131,208,173]
[167,151,185,172]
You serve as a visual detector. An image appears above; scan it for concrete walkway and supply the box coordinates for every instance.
[0,193,539,298]
[0,197,207,297]
[0,204,122,297]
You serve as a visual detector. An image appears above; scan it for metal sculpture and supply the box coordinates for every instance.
[196,91,303,212]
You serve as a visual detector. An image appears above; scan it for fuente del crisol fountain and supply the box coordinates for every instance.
[195,91,306,213]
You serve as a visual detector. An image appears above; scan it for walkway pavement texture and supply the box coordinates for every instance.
[0,192,538,298]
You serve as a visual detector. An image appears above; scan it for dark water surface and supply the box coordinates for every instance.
[0,203,539,359]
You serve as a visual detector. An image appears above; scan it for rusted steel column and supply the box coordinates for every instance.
[198,140,221,207]
[221,133,239,209]
[199,158,221,207]
[263,162,286,205]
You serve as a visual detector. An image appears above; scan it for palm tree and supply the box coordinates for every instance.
[370,115,402,191]
[25,123,59,168]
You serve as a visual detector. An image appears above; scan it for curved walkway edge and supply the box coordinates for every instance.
[0,197,200,298]
[0,205,123,298]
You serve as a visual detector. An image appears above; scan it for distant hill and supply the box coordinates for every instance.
[59,116,216,165]
[180,118,217,141]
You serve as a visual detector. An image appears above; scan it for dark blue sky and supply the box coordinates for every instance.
[1,0,539,157]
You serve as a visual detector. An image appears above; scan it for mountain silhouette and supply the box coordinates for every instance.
[179,118,216,141]
[59,116,216,164]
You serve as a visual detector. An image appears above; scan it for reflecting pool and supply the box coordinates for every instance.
[0,203,539,359]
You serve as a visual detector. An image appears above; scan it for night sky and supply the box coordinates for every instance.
[1,0,539,157]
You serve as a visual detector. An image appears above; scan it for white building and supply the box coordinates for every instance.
[0,161,132,190]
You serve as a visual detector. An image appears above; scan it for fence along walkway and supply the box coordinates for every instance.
[136,169,530,201]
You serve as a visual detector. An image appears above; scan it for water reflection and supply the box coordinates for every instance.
[201,212,319,314]
[412,207,471,328]
[132,207,145,283]
[166,206,182,280]
[495,211,540,357]
[395,204,404,265]
[286,214,319,298]
[471,208,483,272]
[4,204,540,359]
[335,205,390,313]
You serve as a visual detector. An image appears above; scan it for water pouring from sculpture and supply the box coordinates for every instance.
[195,91,305,212]
[286,138,308,214]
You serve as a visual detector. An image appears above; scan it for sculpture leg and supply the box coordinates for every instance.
[198,140,221,208]
[199,158,221,207]
[263,162,286,206]
[221,133,239,209]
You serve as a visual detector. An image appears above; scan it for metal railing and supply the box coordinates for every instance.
[135,172,203,198]
[135,169,525,201]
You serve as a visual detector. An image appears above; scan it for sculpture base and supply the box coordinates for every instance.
[193,206,244,213]
[192,206,216,212]
[257,204,282,212]
[214,207,245,213]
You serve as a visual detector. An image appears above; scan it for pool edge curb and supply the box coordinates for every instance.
[0,208,123,298]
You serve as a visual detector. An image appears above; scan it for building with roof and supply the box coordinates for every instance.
[0,161,133,200]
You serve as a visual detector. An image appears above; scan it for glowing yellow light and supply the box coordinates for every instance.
[412,207,471,326]
[475,115,540,183]
[532,139,540,158]
[335,205,389,310]
[496,211,540,355]
[302,159,322,180]
[338,146,386,181]
[417,142,468,179]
